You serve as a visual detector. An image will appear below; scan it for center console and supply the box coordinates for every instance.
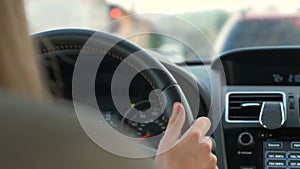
[212,48,300,169]
[223,87,300,169]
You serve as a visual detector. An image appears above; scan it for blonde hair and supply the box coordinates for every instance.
[0,0,46,99]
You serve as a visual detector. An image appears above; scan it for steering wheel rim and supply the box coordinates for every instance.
[33,29,195,154]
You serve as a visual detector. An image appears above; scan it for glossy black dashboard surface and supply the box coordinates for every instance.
[213,47,300,86]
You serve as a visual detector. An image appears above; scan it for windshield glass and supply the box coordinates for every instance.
[25,0,300,63]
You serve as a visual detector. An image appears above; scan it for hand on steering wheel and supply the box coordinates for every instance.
[155,103,218,169]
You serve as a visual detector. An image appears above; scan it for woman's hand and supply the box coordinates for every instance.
[155,103,218,169]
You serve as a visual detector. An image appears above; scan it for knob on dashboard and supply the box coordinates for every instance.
[259,102,286,130]
[237,132,255,149]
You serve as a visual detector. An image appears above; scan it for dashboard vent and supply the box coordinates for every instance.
[226,93,284,122]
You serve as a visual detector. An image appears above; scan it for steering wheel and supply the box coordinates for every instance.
[33,29,195,152]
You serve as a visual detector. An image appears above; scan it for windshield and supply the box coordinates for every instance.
[25,0,300,63]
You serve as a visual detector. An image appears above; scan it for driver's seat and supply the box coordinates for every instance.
[0,91,155,169]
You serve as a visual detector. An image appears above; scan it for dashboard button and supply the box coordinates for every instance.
[266,160,286,166]
[288,152,300,158]
[266,151,286,159]
[289,96,295,109]
[291,142,300,149]
[289,160,300,167]
[265,142,283,149]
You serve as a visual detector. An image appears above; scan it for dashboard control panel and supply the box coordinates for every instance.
[264,141,300,168]
[212,48,300,169]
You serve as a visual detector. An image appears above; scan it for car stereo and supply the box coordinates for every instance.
[262,131,300,169]
[264,140,300,168]
[223,128,300,169]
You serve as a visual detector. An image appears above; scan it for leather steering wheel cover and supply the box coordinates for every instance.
[34,29,180,88]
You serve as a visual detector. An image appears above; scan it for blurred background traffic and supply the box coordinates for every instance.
[25,0,300,63]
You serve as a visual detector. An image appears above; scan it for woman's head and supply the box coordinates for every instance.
[0,0,46,99]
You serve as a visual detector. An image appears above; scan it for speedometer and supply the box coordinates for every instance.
[121,100,168,140]
[126,116,168,140]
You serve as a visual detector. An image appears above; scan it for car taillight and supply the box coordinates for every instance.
[295,19,300,28]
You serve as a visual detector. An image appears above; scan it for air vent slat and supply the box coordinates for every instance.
[227,93,284,122]
[229,116,259,120]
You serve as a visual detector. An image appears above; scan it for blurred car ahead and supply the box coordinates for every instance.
[215,13,300,55]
